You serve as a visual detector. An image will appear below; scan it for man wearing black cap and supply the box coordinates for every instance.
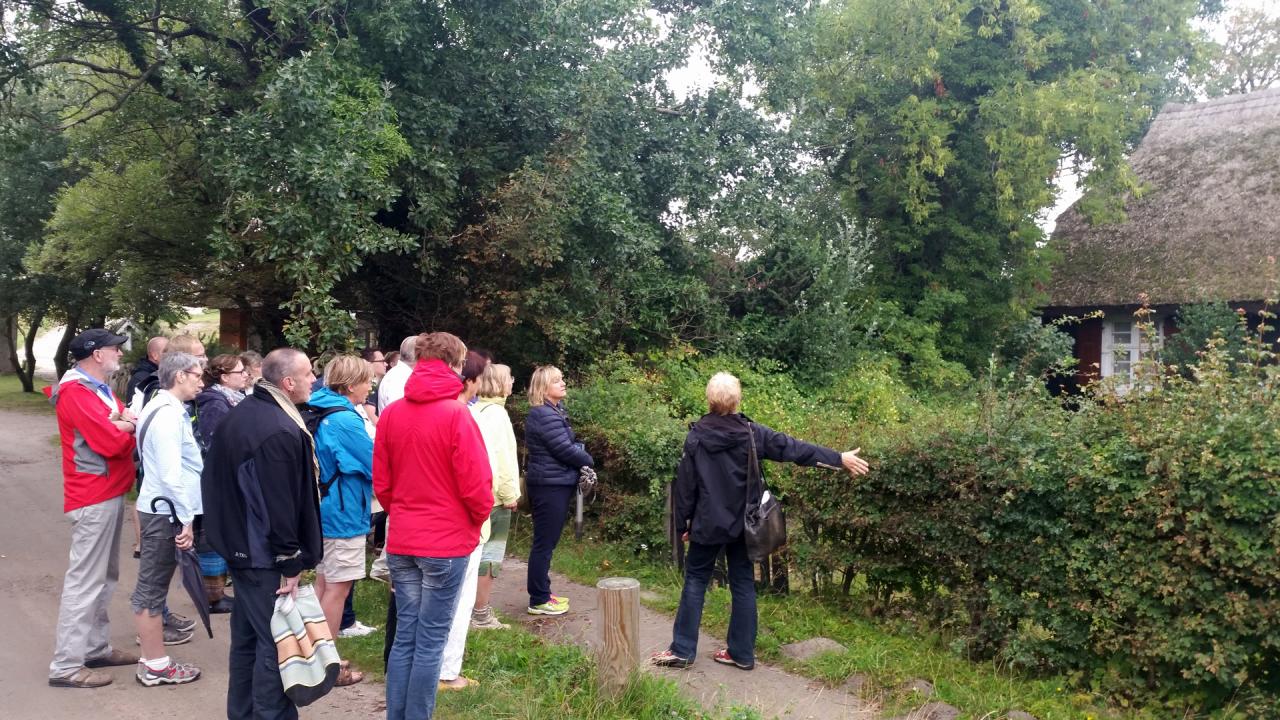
[46,328,142,688]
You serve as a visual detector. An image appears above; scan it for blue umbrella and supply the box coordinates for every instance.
[150,497,214,639]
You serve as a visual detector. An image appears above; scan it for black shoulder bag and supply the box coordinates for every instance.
[743,423,786,563]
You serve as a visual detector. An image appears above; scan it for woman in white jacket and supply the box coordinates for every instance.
[468,363,522,630]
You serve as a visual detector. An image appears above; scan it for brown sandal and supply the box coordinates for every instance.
[335,666,364,686]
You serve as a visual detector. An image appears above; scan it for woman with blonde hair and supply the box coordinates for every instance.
[307,354,376,686]
[523,365,593,615]
[469,363,521,630]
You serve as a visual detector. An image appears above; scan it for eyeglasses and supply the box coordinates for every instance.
[224,369,247,375]
[183,370,202,378]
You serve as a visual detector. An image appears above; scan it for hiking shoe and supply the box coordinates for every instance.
[135,660,201,687]
[338,620,378,638]
[165,612,196,633]
[650,650,693,668]
[470,606,509,630]
[527,601,568,616]
[84,648,140,668]
[48,667,112,688]
[712,648,754,670]
[135,627,193,647]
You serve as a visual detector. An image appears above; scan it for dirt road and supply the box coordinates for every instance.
[0,408,382,719]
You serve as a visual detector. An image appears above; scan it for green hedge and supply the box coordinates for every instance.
[566,343,1280,713]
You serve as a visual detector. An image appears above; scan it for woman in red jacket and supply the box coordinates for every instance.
[373,332,493,720]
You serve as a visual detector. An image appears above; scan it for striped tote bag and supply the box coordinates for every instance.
[272,584,341,706]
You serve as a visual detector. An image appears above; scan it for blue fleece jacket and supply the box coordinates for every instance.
[308,387,373,539]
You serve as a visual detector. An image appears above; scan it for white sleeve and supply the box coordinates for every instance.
[144,407,188,522]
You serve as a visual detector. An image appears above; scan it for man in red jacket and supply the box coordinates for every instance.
[46,329,142,688]
[374,331,493,720]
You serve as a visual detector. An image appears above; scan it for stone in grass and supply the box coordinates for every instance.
[778,637,847,662]
[887,701,961,720]
[1006,712,1039,720]
[903,678,936,697]
[841,673,872,695]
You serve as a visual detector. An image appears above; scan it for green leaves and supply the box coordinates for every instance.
[206,48,413,348]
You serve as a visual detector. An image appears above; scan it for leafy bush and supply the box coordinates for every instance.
[1163,302,1247,373]
[788,344,1280,713]
[568,332,1280,713]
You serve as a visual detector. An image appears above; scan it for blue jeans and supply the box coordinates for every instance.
[386,554,469,720]
[669,537,757,666]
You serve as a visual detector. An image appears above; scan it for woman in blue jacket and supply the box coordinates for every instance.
[308,355,374,686]
[524,365,593,615]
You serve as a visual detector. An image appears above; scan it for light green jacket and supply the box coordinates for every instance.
[470,397,522,507]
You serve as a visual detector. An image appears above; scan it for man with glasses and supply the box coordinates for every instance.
[46,329,142,688]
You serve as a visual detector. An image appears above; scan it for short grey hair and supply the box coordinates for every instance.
[262,348,307,386]
[705,372,742,415]
[399,335,418,364]
[158,352,200,390]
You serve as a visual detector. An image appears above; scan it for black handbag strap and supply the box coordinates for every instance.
[745,422,764,515]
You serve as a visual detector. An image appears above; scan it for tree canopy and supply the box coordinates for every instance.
[0,0,1226,382]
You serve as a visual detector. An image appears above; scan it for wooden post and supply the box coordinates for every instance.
[596,576,641,698]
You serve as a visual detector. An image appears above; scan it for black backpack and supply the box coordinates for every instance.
[297,403,359,502]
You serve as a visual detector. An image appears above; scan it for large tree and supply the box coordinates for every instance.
[1199,7,1280,96]
[780,0,1222,370]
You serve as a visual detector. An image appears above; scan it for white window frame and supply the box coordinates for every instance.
[1100,314,1162,393]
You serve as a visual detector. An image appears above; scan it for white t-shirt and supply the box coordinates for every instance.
[377,361,412,411]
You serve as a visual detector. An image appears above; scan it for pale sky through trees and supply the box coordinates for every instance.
[658,1,1278,237]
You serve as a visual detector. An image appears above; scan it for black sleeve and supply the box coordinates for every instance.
[753,423,842,468]
[672,436,699,531]
[257,432,307,577]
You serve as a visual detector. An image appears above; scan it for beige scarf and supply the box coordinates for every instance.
[255,379,322,496]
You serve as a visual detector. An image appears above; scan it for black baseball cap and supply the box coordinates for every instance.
[70,329,129,360]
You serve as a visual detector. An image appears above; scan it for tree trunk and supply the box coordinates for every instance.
[54,317,78,380]
[20,305,46,391]
[1,315,18,376]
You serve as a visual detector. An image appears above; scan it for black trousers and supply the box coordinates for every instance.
[526,483,576,607]
[227,568,297,720]
[383,588,396,669]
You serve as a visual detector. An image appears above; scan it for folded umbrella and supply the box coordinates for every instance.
[150,496,214,639]
[574,487,584,540]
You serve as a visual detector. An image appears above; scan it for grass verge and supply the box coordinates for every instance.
[0,374,52,412]
[507,521,1158,720]
[335,564,750,720]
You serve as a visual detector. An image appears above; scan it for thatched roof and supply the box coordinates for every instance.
[1046,87,1280,309]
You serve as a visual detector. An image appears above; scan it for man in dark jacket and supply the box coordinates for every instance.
[201,348,321,720]
[125,336,168,405]
[655,372,868,671]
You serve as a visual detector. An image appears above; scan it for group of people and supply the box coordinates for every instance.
[44,325,868,720]
[43,327,600,720]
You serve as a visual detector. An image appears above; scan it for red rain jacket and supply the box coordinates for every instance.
[47,372,136,512]
[373,359,493,558]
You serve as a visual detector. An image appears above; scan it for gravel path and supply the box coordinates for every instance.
[0,407,381,719]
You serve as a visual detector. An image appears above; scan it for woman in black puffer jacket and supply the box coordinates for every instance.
[523,365,593,615]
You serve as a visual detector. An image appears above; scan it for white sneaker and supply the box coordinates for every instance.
[338,620,378,638]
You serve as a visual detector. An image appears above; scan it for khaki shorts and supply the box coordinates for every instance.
[317,536,367,583]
